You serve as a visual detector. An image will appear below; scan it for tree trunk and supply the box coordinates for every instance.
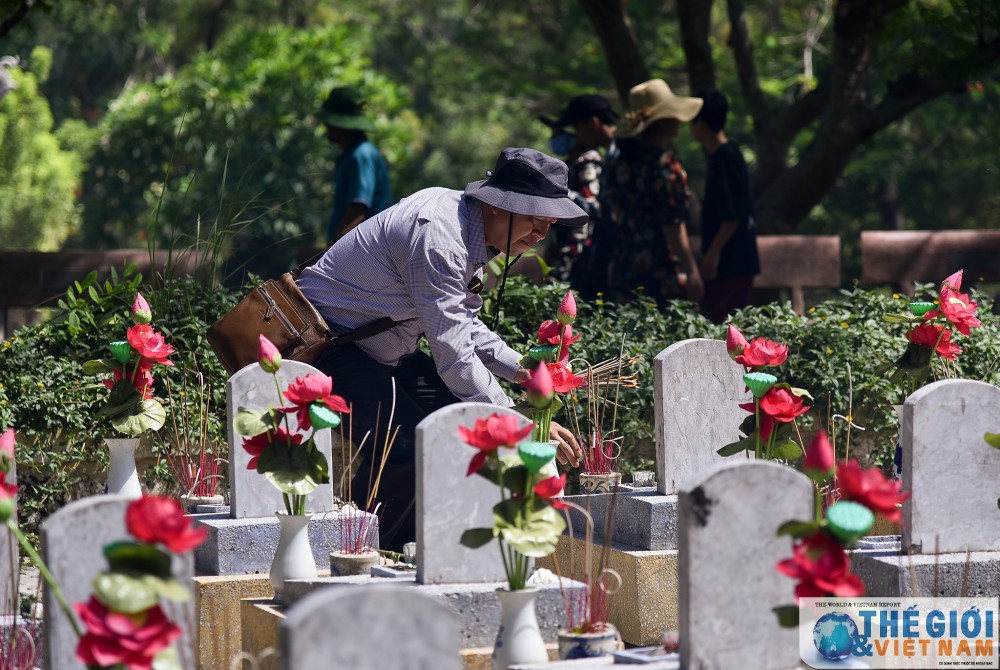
[677,0,715,93]
[577,0,649,106]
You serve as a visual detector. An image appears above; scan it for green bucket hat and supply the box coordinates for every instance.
[315,86,375,132]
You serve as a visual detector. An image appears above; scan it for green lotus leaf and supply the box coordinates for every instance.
[258,440,330,495]
[152,644,181,670]
[234,408,270,436]
[984,432,1000,450]
[92,572,160,614]
[776,519,822,539]
[496,504,566,558]
[309,404,341,429]
[459,527,495,550]
[826,500,874,546]
[152,577,191,603]
[882,313,920,324]
[104,540,172,579]
[743,372,777,398]
[82,358,120,375]
[111,398,166,436]
[98,380,142,420]
[770,438,804,460]
[717,431,757,457]
[517,441,556,473]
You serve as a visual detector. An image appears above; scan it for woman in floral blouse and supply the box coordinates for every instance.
[600,79,705,306]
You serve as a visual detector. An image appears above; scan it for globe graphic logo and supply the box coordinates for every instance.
[813,612,859,661]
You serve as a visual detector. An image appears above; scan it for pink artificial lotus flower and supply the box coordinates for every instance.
[279,373,350,430]
[546,361,586,393]
[726,324,748,360]
[735,337,788,369]
[758,387,809,423]
[925,283,981,337]
[557,291,577,325]
[803,430,835,480]
[75,597,181,670]
[534,473,569,509]
[522,361,554,407]
[126,495,208,553]
[257,335,282,373]
[836,459,910,524]
[537,320,581,351]
[0,480,17,522]
[459,414,533,476]
[126,325,175,366]
[776,532,865,599]
[0,428,14,473]
[132,293,152,325]
[906,323,962,360]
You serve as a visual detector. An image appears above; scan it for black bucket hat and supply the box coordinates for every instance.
[315,86,375,132]
[464,148,588,228]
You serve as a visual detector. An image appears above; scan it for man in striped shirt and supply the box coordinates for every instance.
[298,148,587,551]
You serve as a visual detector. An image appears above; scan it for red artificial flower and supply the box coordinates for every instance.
[735,337,788,369]
[523,361,554,405]
[726,324,747,360]
[926,286,981,337]
[777,532,865,599]
[941,269,963,291]
[906,323,962,360]
[75,597,182,670]
[279,373,350,430]
[758,387,809,423]
[0,480,18,522]
[126,325,175,366]
[534,474,569,509]
[132,293,152,325]
[242,428,301,470]
[836,459,910,524]
[126,495,208,553]
[557,291,577,325]
[803,430,835,480]
[257,335,282,373]
[0,428,14,471]
[738,401,777,441]
[459,414,532,476]
[546,362,586,393]
[537,320,582,356]
[104,358,155,399]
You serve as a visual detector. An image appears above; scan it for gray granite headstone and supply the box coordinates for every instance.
[41,495,195,670]
[280,585,461,670]
[679,461,812,669]
[416,403,531,585]
[1,462,17,616]
[227,360,335,518]
[654,338,751,495]
[903,379,1000,554]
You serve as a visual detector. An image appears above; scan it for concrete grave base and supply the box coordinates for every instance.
[536,535,678,647]
[277,575,582,648]
[563,488,677,551]
[193,573,274,670]
[852,542,1000,597]
[193,511,378,576]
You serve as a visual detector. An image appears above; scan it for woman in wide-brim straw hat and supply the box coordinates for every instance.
[597,78,705,306]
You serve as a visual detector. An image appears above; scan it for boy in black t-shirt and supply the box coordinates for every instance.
[691,89,760,324]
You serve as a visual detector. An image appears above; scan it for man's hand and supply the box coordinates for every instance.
[699,250,720,281]
[685,268,705,302]
[549,420,581,467]
[514,367,532,384]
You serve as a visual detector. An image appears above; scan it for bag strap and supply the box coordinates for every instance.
[326,317,411,346]
[292,249,415,346]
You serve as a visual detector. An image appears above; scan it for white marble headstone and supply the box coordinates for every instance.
[41,495,195,670]
[227,360,335,518]
[416,403,531,585]
[679,460,812,669]
[903,379,1000,553]
[280,585,461,670]
[0,462,17,616]
[655,338,752,494]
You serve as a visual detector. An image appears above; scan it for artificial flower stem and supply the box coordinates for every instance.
[7,519,84,638]
[754,402,762,459]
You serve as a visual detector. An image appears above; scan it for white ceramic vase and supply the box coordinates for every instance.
[578,472,621,495]
[104,437,142,499]
[557,624,620,659]
[492,586,548,670]
[270,513,317,602]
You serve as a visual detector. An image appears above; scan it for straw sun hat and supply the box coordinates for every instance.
[621,79,703,137]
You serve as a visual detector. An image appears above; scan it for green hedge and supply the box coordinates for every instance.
[3,269,998,534]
